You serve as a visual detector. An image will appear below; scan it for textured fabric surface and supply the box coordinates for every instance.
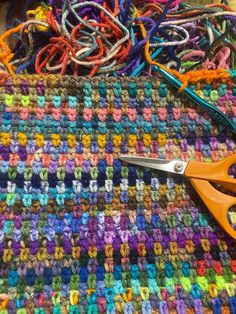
[0,74,236,313]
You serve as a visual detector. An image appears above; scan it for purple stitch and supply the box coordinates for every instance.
[29,241,39,255]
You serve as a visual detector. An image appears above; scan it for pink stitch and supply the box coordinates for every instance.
[20,108,29,120]
[173,108,181,120]
[52,108,61,121]
[195,151,203,161]
[97,108,107,122]
[210,151,219,162]
[217,106,226,114]
[161,288,167,301]
[67,108,77,121]
[231,106,236,116]
[113,109,122,122]
[42,155,51,167]
[157,108,167,121]
[90,154,98,166]
[105,259,114,272]
[10,154,19,166]
[74,154,83,166]
[26,155,34,167]
[166,152,173,160]
[104,231,114,244]
[143,108,152,121]
[59,154,67,166]
[180,152,188,161]
[127,108,137,121]
[36,108,45,120]
[167,203,176,213]
[83,108,93,121]
[188,108,197,119]
[106,154,113,166]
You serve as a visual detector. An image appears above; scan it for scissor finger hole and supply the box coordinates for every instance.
[228,164,236,178]
[227,205,236,231]
[211,182,236,197]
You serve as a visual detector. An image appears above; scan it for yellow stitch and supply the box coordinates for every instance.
[169,242,178,255]
[82,134,91,148]
[201,239,211,253]
[196,90,204,98]
[196,276,208,292]
[215,276,225,292]
[140,287,150,301]
[70,291,79,306]
[88,246,98,259]
[36,248,47,261]
[173,137,180,145]
[225,283,235,297]
[113,134,122,147]
[209,284,218,298]
[0,295,8,310]
[35,133,44,147]
[123,288,132,302]
[157,134,166,146]
[4,94,14,106]
[154,243,162,256]
[68,134,76,148]
[87,289,96,296]
[120,243,129,257]
[3,249,12,263]
[54,247,64,260]
[180,277,191,293]
[97,134,106,148]
[21,96,30,107]
[0,132,10,146]
[157,259,165,270]
[19,248,29,262]
[18,132,27,146]
[143,133,151,147]
[217,239,227,251]
[128,134,137,148]
[114,295,125,313]
[51,134,60,147]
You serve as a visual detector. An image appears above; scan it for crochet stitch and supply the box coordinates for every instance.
[0,74,235,313]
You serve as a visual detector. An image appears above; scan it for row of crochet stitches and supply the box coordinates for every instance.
[0,75,235,313]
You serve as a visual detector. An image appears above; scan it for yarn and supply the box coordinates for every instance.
[0,2,235,312]
[0,72,235,312]
[0,0,235,80]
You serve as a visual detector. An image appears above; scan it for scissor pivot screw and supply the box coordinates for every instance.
[174,162,184,173]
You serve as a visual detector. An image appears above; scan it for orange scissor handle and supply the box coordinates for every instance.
[189,178,236,239]
[185,154,236,193]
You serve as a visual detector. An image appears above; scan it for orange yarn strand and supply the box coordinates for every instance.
[137,11,230,92]
[0,24,22,75]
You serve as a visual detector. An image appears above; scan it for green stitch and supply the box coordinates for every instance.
[128,82,137,98]
[4,94,14,106]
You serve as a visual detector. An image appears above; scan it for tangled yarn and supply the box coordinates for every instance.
[0,0,235,80]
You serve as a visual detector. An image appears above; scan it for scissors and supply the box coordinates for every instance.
[120,154,236,239]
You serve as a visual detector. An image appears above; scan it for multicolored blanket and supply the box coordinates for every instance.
[0,74,235,313]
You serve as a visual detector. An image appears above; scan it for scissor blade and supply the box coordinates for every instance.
[119,155,188,175]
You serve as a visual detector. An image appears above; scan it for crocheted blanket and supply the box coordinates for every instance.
[0,75,236,313]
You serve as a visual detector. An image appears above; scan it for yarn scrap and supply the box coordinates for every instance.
[0,0,235,84]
